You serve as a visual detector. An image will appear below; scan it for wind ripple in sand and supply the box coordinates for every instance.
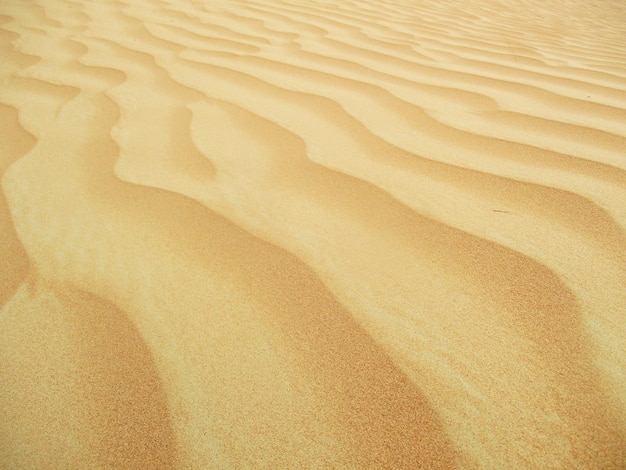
[1,0,626,468]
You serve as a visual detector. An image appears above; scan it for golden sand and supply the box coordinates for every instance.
[1,0,625,467]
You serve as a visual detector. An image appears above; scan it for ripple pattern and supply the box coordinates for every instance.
[1,0,626,468]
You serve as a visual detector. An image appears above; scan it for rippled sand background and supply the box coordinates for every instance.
[1,0,626,468]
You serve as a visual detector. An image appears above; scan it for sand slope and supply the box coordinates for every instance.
[1,0,625,468]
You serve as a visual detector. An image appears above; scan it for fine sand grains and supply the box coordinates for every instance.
[1,0,626,468]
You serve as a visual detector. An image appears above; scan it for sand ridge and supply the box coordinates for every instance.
[1,0,626,468]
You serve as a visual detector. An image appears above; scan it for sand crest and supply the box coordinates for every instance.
[1,0,625,468]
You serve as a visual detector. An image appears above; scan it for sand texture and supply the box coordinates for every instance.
[1,0,626,468]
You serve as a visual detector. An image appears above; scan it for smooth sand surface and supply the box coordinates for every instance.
[1,0,626,468]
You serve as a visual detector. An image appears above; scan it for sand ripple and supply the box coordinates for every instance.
[1,0,626,467]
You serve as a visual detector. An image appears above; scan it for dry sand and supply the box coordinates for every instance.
[1,0,626,468]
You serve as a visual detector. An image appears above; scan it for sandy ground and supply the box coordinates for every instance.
[1,0,626,468]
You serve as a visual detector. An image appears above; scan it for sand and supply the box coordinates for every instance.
[1,0,625,468]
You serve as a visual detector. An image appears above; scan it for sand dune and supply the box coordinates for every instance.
[1,0,625,468]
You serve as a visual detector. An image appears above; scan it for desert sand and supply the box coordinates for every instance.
[1,0,626,468]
